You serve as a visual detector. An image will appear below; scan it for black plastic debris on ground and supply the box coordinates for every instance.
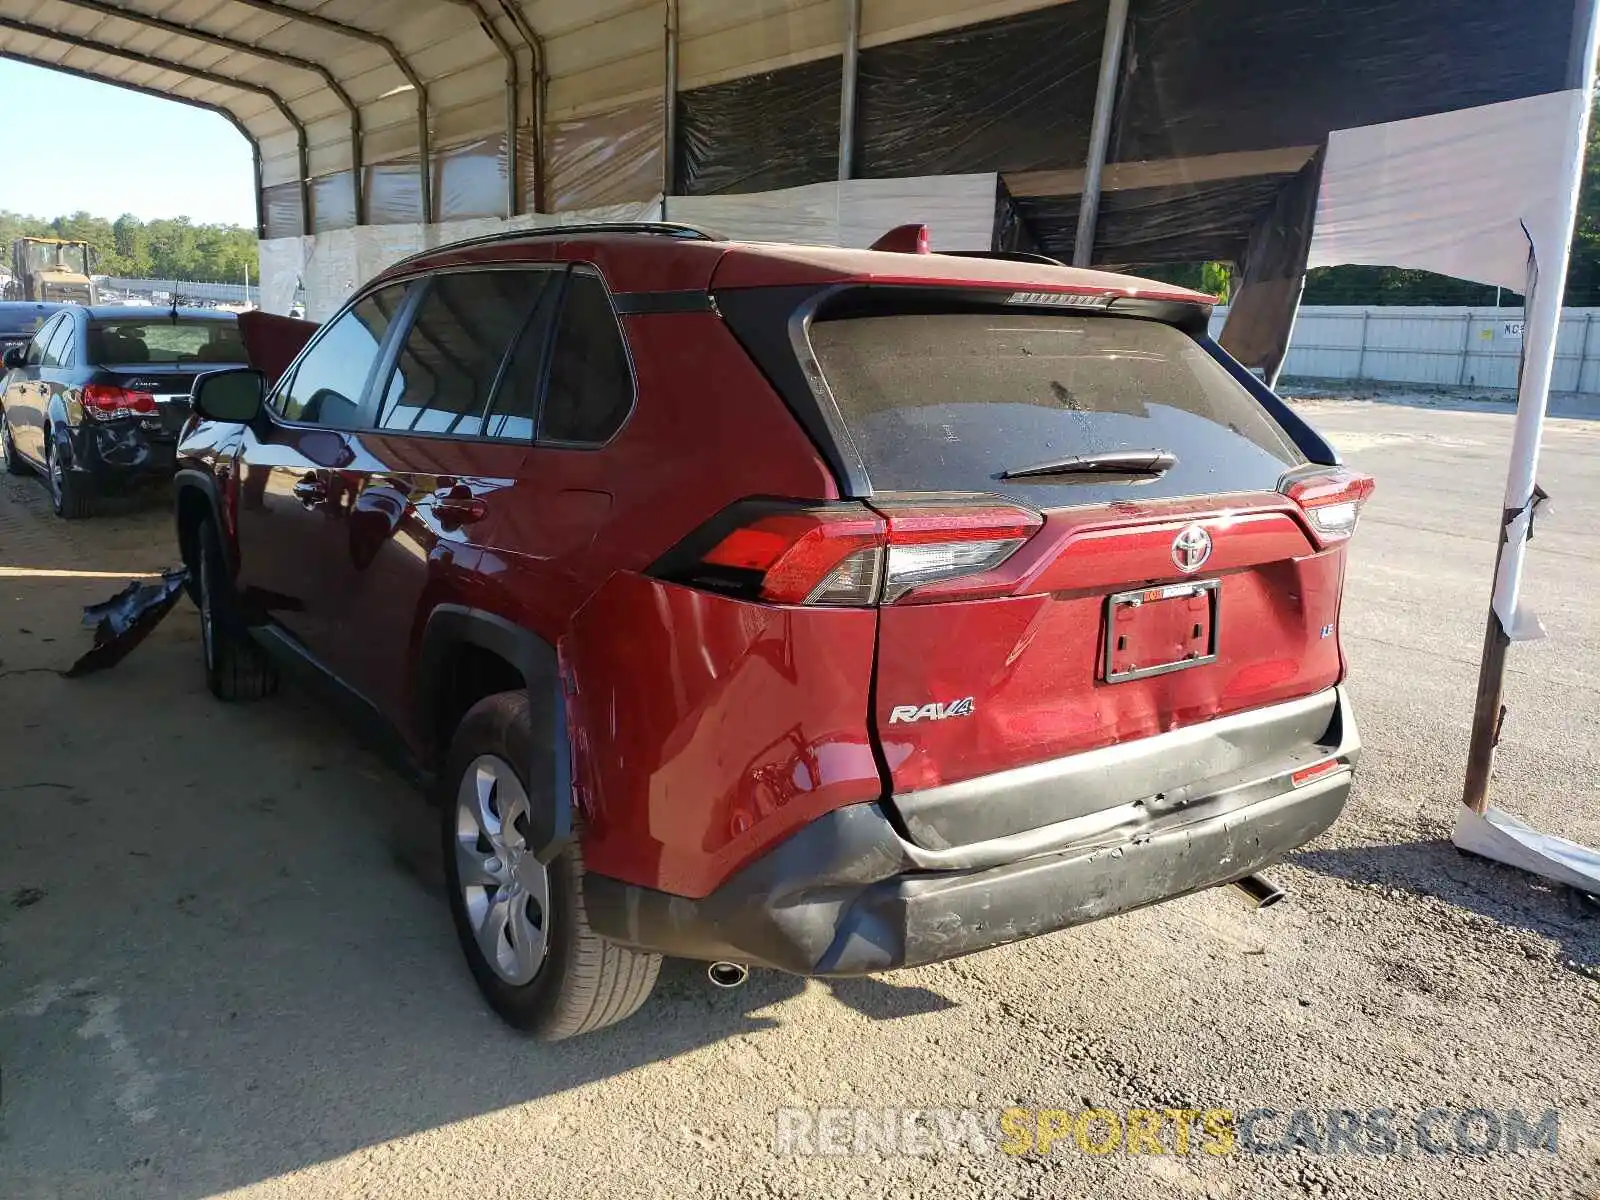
[66,567,189,678]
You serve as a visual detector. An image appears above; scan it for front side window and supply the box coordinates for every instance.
[377,270,558,438]
[275,285,408,427]
[538,271,633,446]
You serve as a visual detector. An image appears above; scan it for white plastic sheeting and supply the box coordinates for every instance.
[1308,90,1586,293]
[1454,806,1600,897]
[259,176,999,320]
[665,174,1000,251]
[257,198,666,320]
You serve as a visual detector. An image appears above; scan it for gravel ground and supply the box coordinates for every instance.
[1,396,1597,1199]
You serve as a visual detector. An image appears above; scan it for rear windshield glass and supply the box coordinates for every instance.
[809,313,1305,505]
[88,319,246,366]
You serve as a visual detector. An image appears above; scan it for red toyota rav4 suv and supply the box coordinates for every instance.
[175,223,1368,1039]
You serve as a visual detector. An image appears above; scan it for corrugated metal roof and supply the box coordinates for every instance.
[0,0,1066,234]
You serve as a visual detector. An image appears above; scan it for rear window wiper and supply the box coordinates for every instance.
[1000,449,1178,480]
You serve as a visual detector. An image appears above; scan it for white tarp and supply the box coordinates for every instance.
[664,175,999,252]
[1309,90,1586,293]
[1454,806,1600,896]
[260,176,996,321]
[257,198,666,320]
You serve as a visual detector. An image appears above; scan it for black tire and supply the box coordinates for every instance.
[196,519,278,701]
[46,436,93,519]
[441,690,660,1039]
[1,416,26,476]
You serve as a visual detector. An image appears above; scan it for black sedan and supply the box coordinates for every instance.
[0,300,65,360]
[1,306,247,518]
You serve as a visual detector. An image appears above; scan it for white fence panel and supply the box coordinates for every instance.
[1209,305,1600,394]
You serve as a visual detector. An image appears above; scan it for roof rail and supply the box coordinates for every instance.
[941,249,1068,267]
[386,221,726,274]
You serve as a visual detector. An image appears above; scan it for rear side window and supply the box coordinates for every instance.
[42,319,74,368]
[378,270,556,438]
[276,285,406,427]
[538,271,632,446]
[809,313,1305,505]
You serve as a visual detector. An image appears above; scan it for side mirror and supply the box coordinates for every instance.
[192,368,265,423]
[2,346,25,370]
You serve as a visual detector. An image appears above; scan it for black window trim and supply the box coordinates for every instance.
[366,263,568,446]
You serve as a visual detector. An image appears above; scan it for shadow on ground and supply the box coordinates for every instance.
[1,593,959,1200]
[1293,837,1600,977]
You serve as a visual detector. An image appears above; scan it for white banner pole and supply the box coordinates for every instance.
[1456,1,1600,893]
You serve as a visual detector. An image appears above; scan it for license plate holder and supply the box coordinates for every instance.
[1103,579,1220,683]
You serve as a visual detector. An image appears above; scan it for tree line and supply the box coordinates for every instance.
[0,210,257,285]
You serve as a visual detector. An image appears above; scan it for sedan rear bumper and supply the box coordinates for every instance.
[66,421,177,491]
[585,686,1358,975]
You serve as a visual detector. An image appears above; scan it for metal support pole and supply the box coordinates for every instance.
[252,143,266,239]
[492,0,549,212]
[838,0,862,181]
[1457,311,1475,386]
[1355,310,1370,380]
[1072,0,1130,267]
[664,0,679,203]
[443,0,520,217]
[1578,311,1595,393]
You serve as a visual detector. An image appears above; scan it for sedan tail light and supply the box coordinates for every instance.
[653,497,1042,607]
[1281,467,1375,545]
[81,384,157,420]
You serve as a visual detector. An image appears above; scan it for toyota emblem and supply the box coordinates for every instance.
[1171,524,1213,573]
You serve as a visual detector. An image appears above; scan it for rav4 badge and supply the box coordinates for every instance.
[888,698,976,724]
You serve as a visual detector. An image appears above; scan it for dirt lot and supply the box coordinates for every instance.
[2,397,1598,1199]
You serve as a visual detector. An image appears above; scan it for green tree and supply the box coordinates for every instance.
[0,210,257,284]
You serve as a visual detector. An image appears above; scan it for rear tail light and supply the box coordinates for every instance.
[874,502,1041,603]
[654,498,1042,607]
[81,384,157,420]
[1281,467,1375,545]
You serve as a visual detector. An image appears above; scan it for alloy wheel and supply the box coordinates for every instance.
[454,754,551,985]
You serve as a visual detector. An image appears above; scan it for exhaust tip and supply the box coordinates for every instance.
[1230,873,1287,909]
[707,961,749,988]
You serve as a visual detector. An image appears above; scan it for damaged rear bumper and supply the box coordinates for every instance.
[585,686,1358,975]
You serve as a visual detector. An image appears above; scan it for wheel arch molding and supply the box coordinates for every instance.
[415,604,573,864]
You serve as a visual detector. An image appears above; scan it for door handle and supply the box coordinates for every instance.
[292,474,327,507]
[432,484,487,525]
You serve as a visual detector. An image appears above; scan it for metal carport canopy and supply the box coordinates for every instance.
[0,0,1171,245]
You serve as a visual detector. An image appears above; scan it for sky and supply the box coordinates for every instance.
[0,59,256,227]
